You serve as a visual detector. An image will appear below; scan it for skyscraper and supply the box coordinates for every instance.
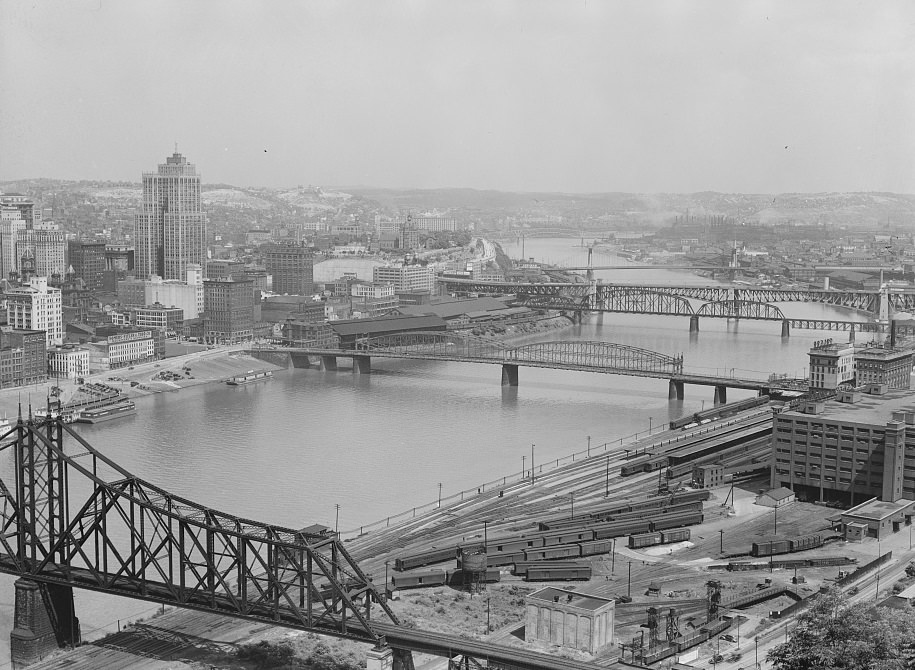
[135,152,206,280]
[264,242,314,295]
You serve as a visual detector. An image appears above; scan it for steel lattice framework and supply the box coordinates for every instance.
[695,300,787,320]
[439,278,915,317]
[0,412,395,644]
[353,332,684,374]
[590,287,695,316]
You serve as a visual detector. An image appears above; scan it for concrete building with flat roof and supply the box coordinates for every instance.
[855,345,913,390]
[525,587,615,654]
[839,497,915,540]
[771,388,915,505]
[808,339,856,390]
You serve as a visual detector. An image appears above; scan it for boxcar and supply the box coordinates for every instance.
[524,545,582,561]
[629,532,663,549]
[525,564,592,582]
[579,539,615,556]
[649,512,704,532]
[391,570,447,590]
[751,539,790,557]
[541,528,595,546]
[485,550,525,567]
[788,534,823,552]
[511,560,582,577]
[489,536,544,553]
[660,528,691,543]
[394,546,459,571]
[593,519,652,540]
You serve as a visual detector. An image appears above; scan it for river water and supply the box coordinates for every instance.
[0,238,873,657]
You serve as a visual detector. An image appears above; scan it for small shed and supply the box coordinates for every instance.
[756,487,796,508]
[879,583,915,609]
[840,498,915,540]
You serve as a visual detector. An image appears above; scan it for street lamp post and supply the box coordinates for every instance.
[531,444,535,484]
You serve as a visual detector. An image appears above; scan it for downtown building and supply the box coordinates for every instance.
[373,265,436,294]
[67,240,108,290]
[5,277,63,347]
[264,243,314,296]
[117,264,204,319]
[203,279,254,344]
[0,329,48,388]
[135,152,207,280]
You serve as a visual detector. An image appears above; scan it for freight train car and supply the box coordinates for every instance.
[593,519,652,540]
[484,551,526,567]
[525,564,593,582]
[620,456,652,476]
[390,570,448,590]
[524,545,582,561]
[511,560,583,578]
[660,528,691,543]
[394,546,459,571]
[751,534,824,557]
[579,539,615,556]
[629,532,663,549]
[649,511,704,532]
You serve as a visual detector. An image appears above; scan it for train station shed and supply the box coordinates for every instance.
[525,587,615,655]
[756,487,796,508]
[840,497,915,540]
[330,314,447,348]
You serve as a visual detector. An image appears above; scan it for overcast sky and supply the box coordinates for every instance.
[1,1,913,193]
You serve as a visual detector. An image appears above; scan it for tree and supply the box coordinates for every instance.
[767,589,915,670]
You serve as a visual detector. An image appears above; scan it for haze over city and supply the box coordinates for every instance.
[2,0,913,194]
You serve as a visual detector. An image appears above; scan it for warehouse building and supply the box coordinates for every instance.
[770,388,915,506]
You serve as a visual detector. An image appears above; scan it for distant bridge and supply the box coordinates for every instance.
[440,278,915,332]
[251,332,807,402]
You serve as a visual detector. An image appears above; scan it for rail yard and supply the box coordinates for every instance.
[346,397,903,669]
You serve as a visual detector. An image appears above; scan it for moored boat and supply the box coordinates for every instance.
[226,370,273,385]
[75,400,137,424]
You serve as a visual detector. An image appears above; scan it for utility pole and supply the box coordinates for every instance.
[531,444,535,484]
[438,482,442,508]
[335,504,340,534]
[627,561,632,597]
[774,505,778,535]
[605,455,610,497]
[487,597,491,632]
[719,529,724,554]
[522,455,526,480]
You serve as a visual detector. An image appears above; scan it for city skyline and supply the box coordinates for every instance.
[1,1,913,194]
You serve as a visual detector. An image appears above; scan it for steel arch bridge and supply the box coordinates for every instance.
[0,412,599,670]
[352,331,684,375]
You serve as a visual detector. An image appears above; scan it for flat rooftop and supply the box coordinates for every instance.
[780,388,915,426]
[528,587,614,612]
[842,497,915,522]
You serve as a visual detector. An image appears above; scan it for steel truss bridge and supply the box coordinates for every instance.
[258,333,806,400]
[441,278,915,326]
[0,412,594,670]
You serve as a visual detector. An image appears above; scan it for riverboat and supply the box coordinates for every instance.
[75,400,137,424]
[226,370,273,385]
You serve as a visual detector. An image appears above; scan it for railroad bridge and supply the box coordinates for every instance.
[440,278,915,335]
[251,333,807,403]
[0,410,595,670]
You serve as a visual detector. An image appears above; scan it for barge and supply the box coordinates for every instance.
[226,370,273,385]
[75,400,137,424]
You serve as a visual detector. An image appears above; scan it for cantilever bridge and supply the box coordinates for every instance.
[440,278,915,332]
[0,411,594,670]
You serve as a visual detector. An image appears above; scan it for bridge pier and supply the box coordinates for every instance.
[353,355,371,375]
[10,578,80,669]
[713,385,728,405]
[668,380,684,401]
[320,355,338,371]
[367,645,394,670]
[501,364,519,386]
[689,315,700,333]
[289,352,312,369]
[781,320,790,338]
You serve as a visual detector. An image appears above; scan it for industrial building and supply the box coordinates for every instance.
[525,587,615,654]
[770,388,915,506]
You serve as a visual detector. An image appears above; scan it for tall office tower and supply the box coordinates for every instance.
[18,226,66,278]
[67,240,108,290]
[203,279,254,344]
[0,207,27,279]
[264,242,314,295]
[135,152,207,280]
[5,277,63,347]
[0,194,37,225]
